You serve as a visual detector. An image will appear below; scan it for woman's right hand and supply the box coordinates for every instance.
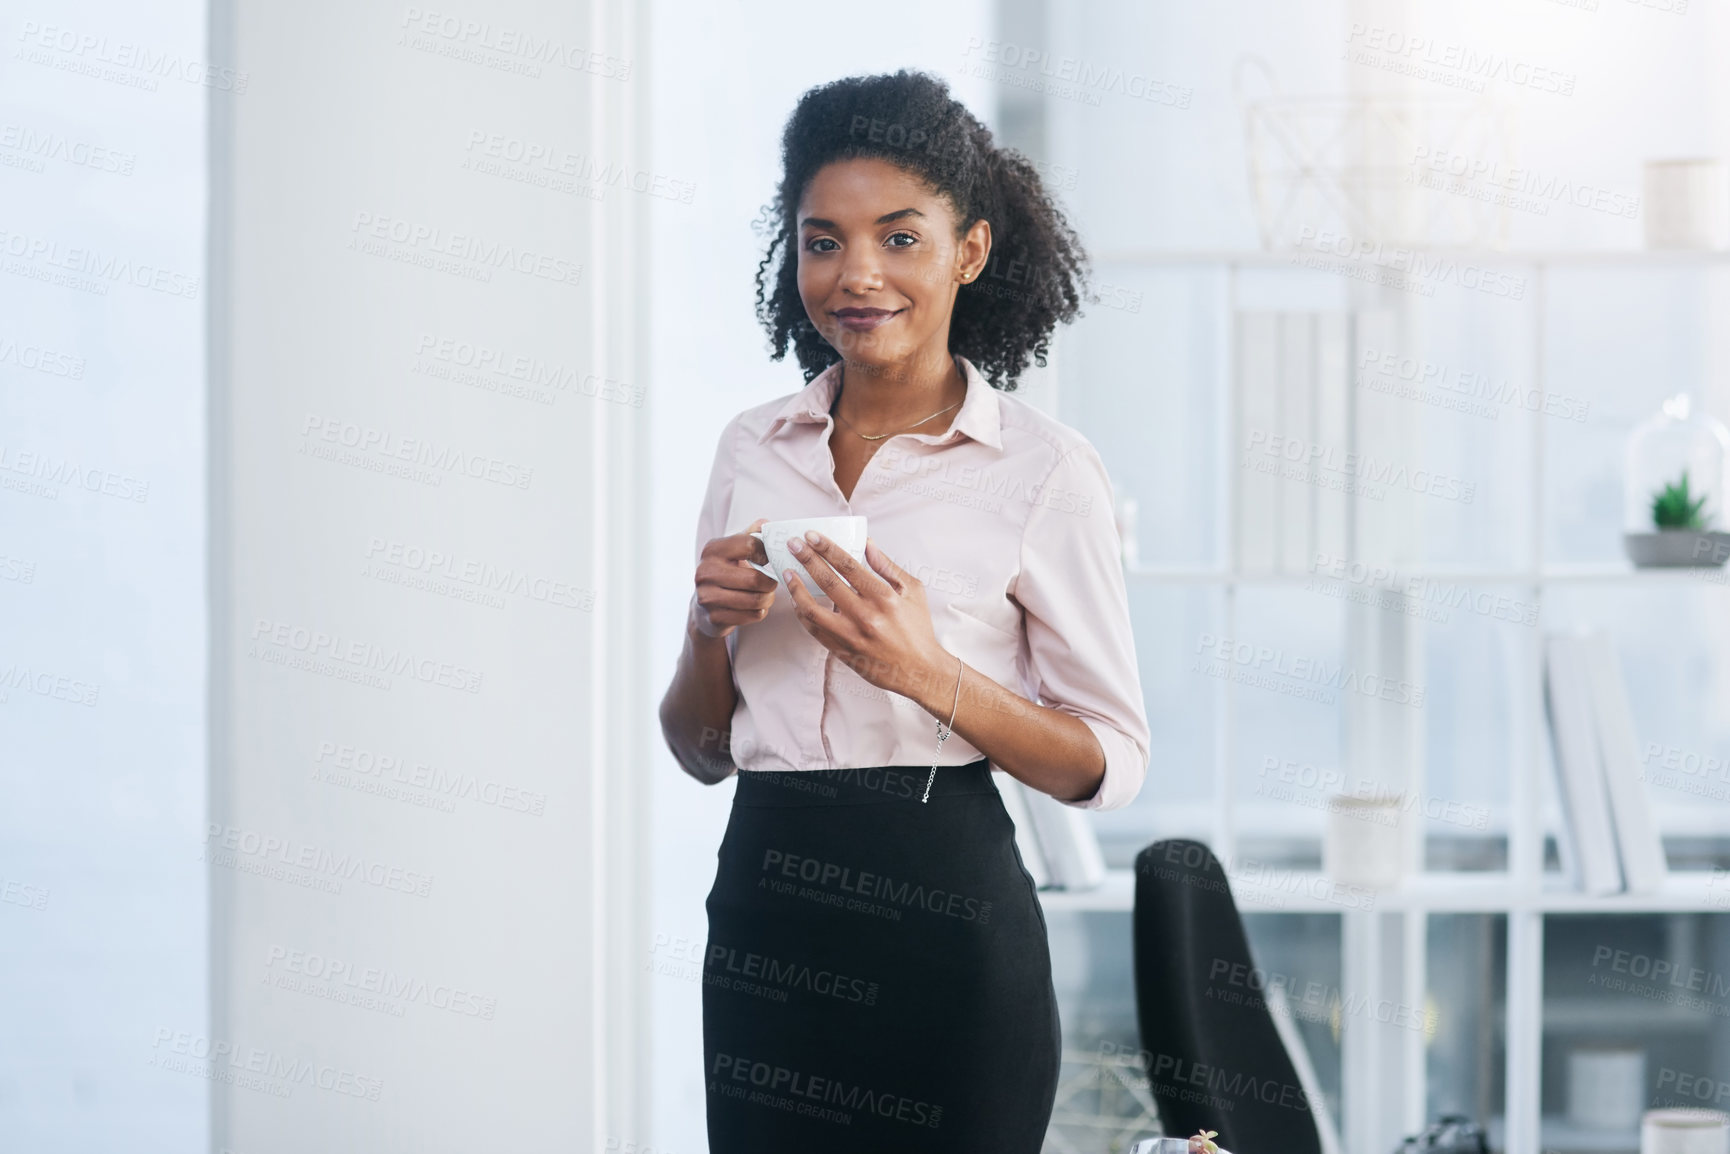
[691,517,779,639]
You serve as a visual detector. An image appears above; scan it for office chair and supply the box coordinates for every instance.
[1130,839,1334,1154]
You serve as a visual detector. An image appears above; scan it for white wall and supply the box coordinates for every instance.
[0,2,208,1150]
[208,1,648,1149]
[644,4,995,1151]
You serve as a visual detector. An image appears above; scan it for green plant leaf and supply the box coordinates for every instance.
[1652,469,1712,530]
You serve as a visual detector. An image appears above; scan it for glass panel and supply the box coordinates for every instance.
[1543,586,1730,874]
[1093,586,1223,869]
[1064,266,1226,571]
[1429,915,1507,1144]
[1543,267,1727,567]
[1540,915,1730,1154]
[1242,912,1345,1138]
[1043,910,1342,1150]
[1231,586,1349,871]
[1418,587,1527,873]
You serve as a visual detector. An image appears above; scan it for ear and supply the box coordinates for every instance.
[958,218,992,284]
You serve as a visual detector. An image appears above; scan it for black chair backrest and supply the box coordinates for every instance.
[1131,839,1325,1154]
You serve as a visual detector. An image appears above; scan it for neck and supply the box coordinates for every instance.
[834,346,966,433]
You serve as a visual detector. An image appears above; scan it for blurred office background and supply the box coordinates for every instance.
[6,0,1730,1152]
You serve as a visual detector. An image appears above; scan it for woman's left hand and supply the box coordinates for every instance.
[783,532,953,700]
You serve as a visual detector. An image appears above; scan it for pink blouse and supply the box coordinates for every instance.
[689,354,1150,811]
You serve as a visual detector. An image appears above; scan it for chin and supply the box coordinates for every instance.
[827,333,904,370]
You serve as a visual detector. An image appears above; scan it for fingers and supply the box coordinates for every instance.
[788,539,861,612]
[707,518,771,565]
[784,571,841,641]
[696,551,777,592]
[862,537,914,594]
[791,532,884,603]
[696,586,773,615]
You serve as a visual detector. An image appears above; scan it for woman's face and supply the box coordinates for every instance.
[795,157,990,373]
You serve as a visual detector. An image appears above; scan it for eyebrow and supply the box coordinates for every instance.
[799,207,927,230]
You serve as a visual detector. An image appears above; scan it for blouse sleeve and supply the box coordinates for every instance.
[1009,442,1151,811]
[694,415,740,566]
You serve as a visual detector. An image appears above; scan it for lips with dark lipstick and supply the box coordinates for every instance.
[832,307,904,332]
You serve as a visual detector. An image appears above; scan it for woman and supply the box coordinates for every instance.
[659,70,1151,1152]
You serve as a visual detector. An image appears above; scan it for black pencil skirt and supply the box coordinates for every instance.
[701,758,1062,1153]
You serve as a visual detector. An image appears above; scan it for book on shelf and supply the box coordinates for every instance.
[1542,629,1669,895]
[1544,632,1624,895]
[1582,631,1668,894]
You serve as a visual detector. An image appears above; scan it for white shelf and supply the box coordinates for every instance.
[1095,247,1730,268]
[1487,1117,1641,1154]
[1040,869,1730,915]
[1125,564,1730,586]
[1061,229,1730,1154]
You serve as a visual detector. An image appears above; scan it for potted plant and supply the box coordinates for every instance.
[1623,395,1730,568]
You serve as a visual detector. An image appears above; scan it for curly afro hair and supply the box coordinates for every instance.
[754,70,1089,391]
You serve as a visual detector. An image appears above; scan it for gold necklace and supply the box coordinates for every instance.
[830,377,964,442]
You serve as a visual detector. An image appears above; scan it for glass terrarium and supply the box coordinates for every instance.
[1623,393,1730,567]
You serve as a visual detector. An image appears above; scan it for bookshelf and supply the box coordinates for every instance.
[1039,247,1730,1154]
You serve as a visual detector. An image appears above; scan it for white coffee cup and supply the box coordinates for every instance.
[1643,1108,1730,1154]
[1644,158,1728,250]
[749,516,868,596]
[1323,792,1406,890]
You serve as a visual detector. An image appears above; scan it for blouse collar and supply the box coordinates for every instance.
[756,353,1004,451]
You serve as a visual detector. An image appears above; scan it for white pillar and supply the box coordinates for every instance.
[206,2,650,1148]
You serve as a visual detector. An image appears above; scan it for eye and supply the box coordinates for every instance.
[885,231,918,248]
[805,236,839,253]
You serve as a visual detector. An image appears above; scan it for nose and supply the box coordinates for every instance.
[837,246,883,296]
